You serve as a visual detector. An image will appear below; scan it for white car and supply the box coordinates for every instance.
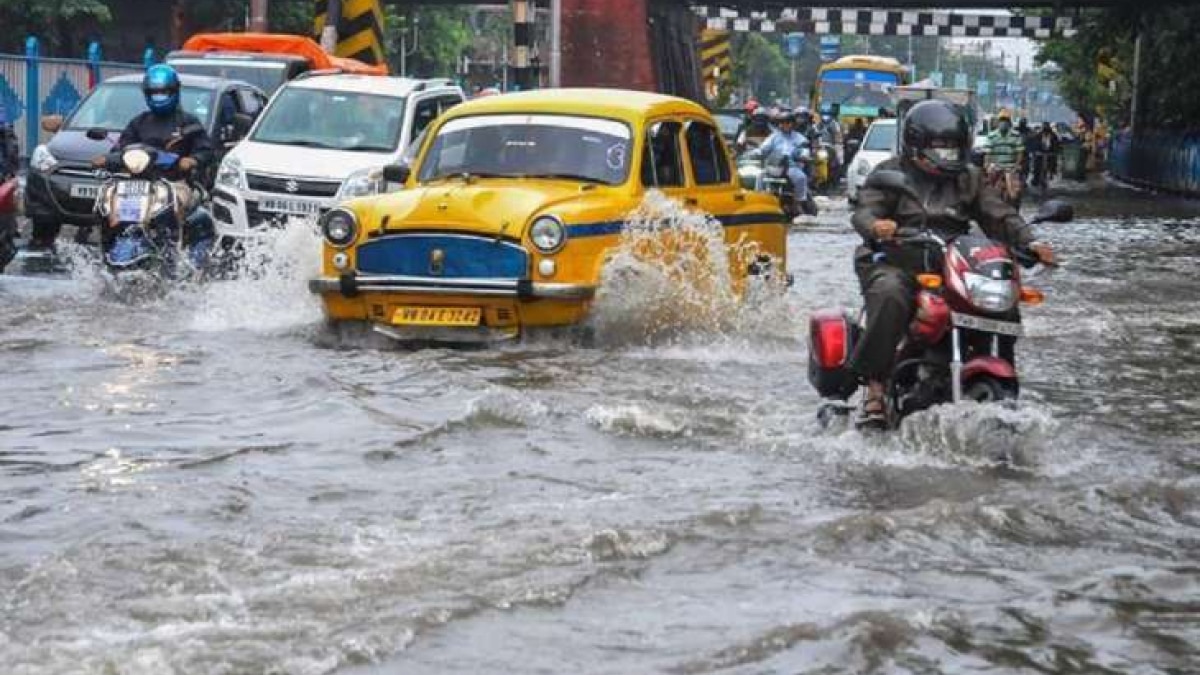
[211,74,464,240]
[846,118,897,202]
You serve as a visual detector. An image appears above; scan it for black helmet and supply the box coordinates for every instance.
[771,108,795,125]
[902,100,971,177]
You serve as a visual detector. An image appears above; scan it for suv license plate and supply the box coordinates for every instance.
[260,198,322,216]
[952,312,1023,337]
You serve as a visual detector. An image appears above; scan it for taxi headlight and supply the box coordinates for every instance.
[529,216,566,253]
[964,272,1018,313]
[122,148,152,175]
[321,209,358,248]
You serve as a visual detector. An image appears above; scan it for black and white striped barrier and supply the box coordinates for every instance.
[692,7,1074,38]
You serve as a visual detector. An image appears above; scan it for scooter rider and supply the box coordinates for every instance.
[90,64,214,246]
[985,109,1024,202]
[748,108,811,215]
[737,107,772,152]
[848,100,1056,423]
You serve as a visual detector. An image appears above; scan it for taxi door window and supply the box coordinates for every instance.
[640,120,684,188]
[685,120,731,186]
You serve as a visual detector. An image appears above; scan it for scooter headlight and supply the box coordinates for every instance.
[964,272,1018,313]
[123,148,152,175]
[321,208,358,248]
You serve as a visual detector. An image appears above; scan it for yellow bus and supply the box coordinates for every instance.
[811,55,910,124]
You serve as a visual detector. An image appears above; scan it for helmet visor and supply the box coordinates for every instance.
[927,146,962,163]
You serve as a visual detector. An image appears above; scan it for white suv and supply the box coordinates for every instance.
[211,74,464,239]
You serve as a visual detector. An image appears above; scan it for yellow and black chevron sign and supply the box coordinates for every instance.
[700,29,731,83]
[313,0,386,65]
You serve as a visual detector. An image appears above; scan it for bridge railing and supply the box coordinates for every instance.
[1110,130,1200,197]
[0,37,144,160]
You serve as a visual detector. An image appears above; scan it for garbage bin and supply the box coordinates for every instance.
[1059,141,1086,181]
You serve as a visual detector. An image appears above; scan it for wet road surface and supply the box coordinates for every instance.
[1,179,1197,674]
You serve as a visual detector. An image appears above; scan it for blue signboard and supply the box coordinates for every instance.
[929,71,943,87]
[976,80,989,97]
[953,72,968,90]
[785,33,805,59]
[819,36,840,63]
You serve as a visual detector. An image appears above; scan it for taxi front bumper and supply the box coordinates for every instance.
[307,274,597,301]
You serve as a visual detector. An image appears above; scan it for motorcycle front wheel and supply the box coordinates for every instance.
[963,378,1018,403]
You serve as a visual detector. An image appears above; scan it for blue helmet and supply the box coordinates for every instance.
[143,64,180,115]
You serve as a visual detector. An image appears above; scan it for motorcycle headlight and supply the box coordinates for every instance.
[123,148,152,175]
[964,272,1018,313]
[216,157,245,190]
[529,216,566,253]
[320,208,358,248]
[336,167,385,200]
[817,148,830,161]
[30,145,58,173]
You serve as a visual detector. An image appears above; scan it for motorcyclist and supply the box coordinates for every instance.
[748,108,811,216]
[1031,122,1061,188]
[737,107,772,152]
[89,64,214,247]
[848,100,1056,424]
[984,109,1024,203]
[814,111,844,179]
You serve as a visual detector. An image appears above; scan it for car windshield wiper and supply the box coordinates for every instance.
[424,171,512,184]
[523,172,608,184]
[261,138,337,150]
[341,144,394,153]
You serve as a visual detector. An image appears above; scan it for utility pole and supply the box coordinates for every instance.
[250,0,269,32]
[399,13,420,77]
[320,0,340,52]
[549,0,561,87]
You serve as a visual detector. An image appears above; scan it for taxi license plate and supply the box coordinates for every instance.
[70,183,100,199]
[952,312,1023,337]
[392,307,482,327]
[259,198,322,216]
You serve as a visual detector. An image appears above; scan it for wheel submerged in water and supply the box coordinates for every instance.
[963,378,1018,403]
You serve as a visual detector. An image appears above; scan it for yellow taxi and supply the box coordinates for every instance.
[307,88,787,342]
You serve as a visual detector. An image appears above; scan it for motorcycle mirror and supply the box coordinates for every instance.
[865,169,921,203]
[85,127,109,142]
[1031,199,1074,224]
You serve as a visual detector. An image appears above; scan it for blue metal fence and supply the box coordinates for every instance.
[1110,130,1200,197]
[0,37,144,159]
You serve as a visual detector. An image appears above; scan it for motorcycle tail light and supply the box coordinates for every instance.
[809,309,851,369]
[916,274,943,290]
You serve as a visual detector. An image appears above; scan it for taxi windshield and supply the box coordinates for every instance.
[417,114,632,185]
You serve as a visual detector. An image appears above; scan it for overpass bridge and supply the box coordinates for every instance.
[386,0,1145,100]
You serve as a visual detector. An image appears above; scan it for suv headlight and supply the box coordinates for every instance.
[320,208,358,248]
[964,272,1018,313]
[31,145,58,173]
[529,216,566,253]
[216,157,245,190]
[337,167,385,200]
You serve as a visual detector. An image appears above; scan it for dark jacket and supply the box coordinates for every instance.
[107,109,215,180]
[851,157,1035,260]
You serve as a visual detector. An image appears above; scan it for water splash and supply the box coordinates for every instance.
[588,192,793,347]
[189,219,324,333]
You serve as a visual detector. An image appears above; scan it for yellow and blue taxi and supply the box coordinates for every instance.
[307,88,787,341]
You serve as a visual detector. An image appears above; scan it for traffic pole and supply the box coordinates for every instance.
[250,0,269,32]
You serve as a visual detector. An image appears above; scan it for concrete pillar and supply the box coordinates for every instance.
[560,0,655,91]
[511,0,537,90]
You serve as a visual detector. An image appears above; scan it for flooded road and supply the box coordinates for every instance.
[1,181,1197,674]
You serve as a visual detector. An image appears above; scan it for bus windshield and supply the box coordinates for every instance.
[818,70,900,118]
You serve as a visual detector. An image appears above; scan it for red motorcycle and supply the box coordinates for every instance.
[808,169,1073,428]
[0,173,17,272]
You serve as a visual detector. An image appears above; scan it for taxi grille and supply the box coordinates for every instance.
[356,234,528,279]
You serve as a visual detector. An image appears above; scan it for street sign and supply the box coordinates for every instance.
[929,71,943,87]
[954,72,968,90]
[785,33,805,59]
[819,36,840,63]
[977,80,990,97]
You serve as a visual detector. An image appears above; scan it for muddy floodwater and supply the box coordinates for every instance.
[1,182,1197,674]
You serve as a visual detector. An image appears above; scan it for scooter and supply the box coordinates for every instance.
[757,149,819,220]
[96,143,215,281]
[808,169,1073,429]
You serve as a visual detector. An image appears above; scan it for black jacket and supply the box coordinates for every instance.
[852,157,1035,258]
[106,109,215,180]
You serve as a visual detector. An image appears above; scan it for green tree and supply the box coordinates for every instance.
[386,6,472,78]
[0,0,111,54]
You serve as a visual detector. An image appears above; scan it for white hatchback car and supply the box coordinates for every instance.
[846,118,897,203]
[211,74,464,240]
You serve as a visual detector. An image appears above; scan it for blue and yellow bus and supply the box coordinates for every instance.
[812,55,910,124]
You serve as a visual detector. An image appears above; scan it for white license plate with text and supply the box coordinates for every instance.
[259,198,322,216]
[952,312,1023,337]
[70,183,100,199]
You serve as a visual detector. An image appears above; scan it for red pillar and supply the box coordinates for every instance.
[560,0,656,91]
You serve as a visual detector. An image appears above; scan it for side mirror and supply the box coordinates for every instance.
[232,113,254,136]
[865,169,921,202]
[85,127,109,142]
[42,115,64,133]
[1030,199,1074,224]
[382,164,410,184]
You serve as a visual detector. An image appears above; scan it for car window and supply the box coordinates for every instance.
[640,120,684,188]
[251,88,405,153]
[169,60,288,96]
[437,95,463,115]
[684,120,731,186]
[216,91,238,127]
[68,82,214,130]
[862,122,897,152]
[412,98,440,139]
[234,88,263,117]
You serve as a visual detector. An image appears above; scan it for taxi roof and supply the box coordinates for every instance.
[444,88,710,123]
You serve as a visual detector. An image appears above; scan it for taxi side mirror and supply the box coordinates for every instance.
[41,115,64,133]
[382,164,410,184]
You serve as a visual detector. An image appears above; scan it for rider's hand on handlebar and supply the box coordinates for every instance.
[1030,242,1057,266]
[178,157,197,173]
[872,219,898,241]
[91,155,107,169]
